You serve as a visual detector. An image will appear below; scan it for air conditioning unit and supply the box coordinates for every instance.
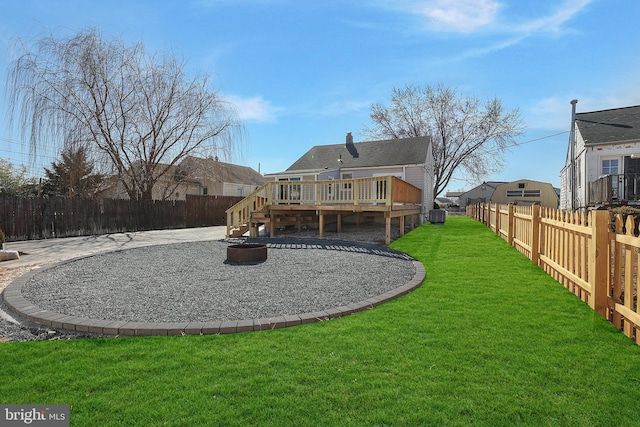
[428,209,446,224]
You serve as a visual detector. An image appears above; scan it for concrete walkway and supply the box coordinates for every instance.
[1,227,228,269]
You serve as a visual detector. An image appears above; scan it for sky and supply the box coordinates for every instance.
[1,0,640,195]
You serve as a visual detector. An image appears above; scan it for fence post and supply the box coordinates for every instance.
[507,204,515,246]
[589,209,610,318]
[531,205,540,265]
[485,203,489,225]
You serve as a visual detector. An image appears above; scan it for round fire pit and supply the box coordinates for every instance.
[226,243,268,264]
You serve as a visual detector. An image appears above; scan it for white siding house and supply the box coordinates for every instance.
[561,103,640,210]
[265,133,435,220]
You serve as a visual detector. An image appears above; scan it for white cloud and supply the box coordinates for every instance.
[224,95,283,123]
[413,0,501,33]
[512,0,593,35]
[377,0,593,37]
[529,97,576,131]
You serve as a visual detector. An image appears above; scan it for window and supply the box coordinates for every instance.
[507,189,541,198]
[602,158,619,175]
[341,172,353,190]
[202,187,208,195]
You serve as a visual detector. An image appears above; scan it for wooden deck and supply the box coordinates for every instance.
[226,176,423,244]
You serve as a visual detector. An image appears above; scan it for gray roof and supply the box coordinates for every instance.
[179,156,265,185]
[576,105,640,145]
[286,136,431,171]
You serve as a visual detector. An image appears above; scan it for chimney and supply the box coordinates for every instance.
[345,131,358,158]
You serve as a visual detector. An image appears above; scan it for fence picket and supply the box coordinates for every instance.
[468,203,640,344]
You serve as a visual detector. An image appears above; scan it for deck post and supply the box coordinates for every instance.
[337,214,342,233]
[270,213,275,237]
[319,213,325,238]
[385,215,391,245]
[399,215,405,237]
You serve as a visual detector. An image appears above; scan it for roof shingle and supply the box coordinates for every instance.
[576,105,640,145]
[286,136,431,171]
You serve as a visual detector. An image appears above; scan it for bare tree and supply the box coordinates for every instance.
[7,28,242,200]
[364,84,523,197]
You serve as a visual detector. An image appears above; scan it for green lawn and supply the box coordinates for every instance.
[2,216,640,426]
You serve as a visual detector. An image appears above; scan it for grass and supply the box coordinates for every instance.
[2,216,640,426]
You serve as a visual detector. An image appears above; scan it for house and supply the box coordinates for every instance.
[491,179,559,208]
[101,156,264,200]
[265,133,435,218]
[444,191,463,206]
[435,197,454,208]
[178,156,265,198]
[227,133,434,243]
[456,181,505,209]
[560,103,640,210]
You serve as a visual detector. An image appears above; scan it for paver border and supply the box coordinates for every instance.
[1,240,425,337]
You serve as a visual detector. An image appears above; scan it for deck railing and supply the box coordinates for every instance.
[468,202,640,345]
[226,176,422,235]
[589,173,640,205]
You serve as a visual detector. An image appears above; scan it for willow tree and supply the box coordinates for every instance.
[365,84,523,197]
[7,28,242,200]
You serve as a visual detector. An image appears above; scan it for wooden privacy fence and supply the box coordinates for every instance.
[467,202,640,345]
[0,194,242,242]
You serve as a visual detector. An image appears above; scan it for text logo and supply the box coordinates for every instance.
[1,405,69,426]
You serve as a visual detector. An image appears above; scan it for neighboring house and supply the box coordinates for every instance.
[100,156,264,200]
[457,181,505,209]
[435,197,453,208]
[560,103,640,210]
[178,156,265,198]
[265,133,435,219]
[491,179,559,208]
[444,191,463,206]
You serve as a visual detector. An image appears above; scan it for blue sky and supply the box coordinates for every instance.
[1,0,640,194]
